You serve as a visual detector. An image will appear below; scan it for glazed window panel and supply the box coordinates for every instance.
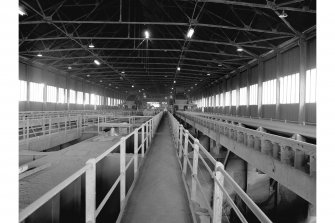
[46,85,57,103]
[306,68,316,103]
[29,82,44,102]
[19,80,27,101]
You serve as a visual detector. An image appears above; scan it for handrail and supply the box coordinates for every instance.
[19,109,150,120]
[19,111,163,222]
[167,111,272,223]
[191,109,316,126]
[179,111,316,138]
[19,114,153,142]
[176,111,316,177]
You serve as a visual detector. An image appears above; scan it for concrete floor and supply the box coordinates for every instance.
[120,114,193,223]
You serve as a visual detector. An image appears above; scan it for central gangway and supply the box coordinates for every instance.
[120,114,193,223]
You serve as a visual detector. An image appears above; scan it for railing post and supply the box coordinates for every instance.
[178,124,183,158]
[120,137,126,208]
[49,118,51,135]
[151,119,154,140]
[183,130,189,175]
[134,128,139,175]
[146,122,149,149]
[213,162,224,223]
[58,114,60,132]
[191,139,199,201]
[85,159,96,223]
[142,125,145,157]
[65,116,67,134]
[97,116,100,134]
[27,118,30,139]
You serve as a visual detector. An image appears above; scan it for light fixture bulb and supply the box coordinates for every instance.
[37,53,42,57]
[87,74,91,77]
[121,71,125,74]
[94,59,100,65]
[279,10,288,18]
[144,30,150,39]
[173,80,176,83]
[186,28,194,38]
[207,73,211,76]
[19,6,27,16]
[89,43,94,48]
[68,66,72,70]
[177,67,181,71]
[237,47,243,52]
[132,85,134,88]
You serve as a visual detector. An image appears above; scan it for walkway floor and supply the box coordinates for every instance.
[121,114,193,223]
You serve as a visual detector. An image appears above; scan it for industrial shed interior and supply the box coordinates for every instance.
[13,0,319,223]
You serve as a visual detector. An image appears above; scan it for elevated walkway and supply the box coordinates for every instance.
[120,114,193,223]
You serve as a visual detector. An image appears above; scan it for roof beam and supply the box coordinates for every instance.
[20,37,273,50]
[20,48,253,59]
[32,55,244,63]
[19,20,294,36]
[177,0,315,13]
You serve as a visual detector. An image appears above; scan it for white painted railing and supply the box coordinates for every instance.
[176,111,316,177]
[168,112,272,223]
[19,114,153,141]
[19,111,163,222]
[19,109,147,120]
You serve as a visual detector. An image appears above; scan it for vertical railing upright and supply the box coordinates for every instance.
[146,122,149,150]
[213,162,224,223]
[97,116,100,134]
[178,124,183,158]
[183,130,189,174]
[151,119,154,140]
[49,118,51,135]
[191,139,199,201]
[120,137,126,208]
[141,125,145,158]
[134,128,139,175]
[85,159,96,223]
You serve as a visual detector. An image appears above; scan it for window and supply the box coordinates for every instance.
[249,84,258,105]
[46,85,57,103]
[216,94,219,107]
[90,94,96,105]
[77,91,83,104]
[280,73,299,104]
[84,93,89,105]
[220,93,224,106]
[306,68,316,103]
[225,91,230,106]
[231,90,237,106]
[239,87,247,106]
[58,88,66,103]
[69,90,76,104]
[262,79,276,105]
[19,80,27,101]
[96,95,101,105]
[29,82,44,102]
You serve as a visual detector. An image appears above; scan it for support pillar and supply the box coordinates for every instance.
[257,60,264,117]
[299,39,307,124]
